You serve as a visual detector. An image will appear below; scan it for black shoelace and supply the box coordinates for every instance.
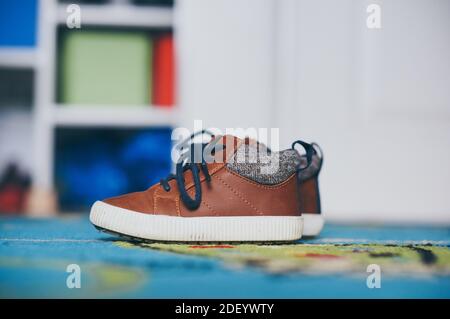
[159,130,224,210]
[291,140,317,171]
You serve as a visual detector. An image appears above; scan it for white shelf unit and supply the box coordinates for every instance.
[56,3,173,28]
[53,105,178,127]
[0,48,38,68]
[33,0,177,211]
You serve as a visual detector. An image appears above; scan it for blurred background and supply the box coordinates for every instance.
[0,0,449,225]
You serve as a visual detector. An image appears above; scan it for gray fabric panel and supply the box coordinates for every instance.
[226,144,301,185]
[226,143,323,185]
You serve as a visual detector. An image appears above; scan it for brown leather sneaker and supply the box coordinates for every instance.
[293,141,324,237]
[90,134,305,242]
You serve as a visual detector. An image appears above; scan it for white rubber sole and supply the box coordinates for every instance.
[90,201,303,242]
[302,213,325,237]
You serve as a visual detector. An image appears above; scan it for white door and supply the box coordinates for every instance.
[276,0,450,224]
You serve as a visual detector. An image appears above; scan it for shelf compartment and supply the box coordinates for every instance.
[54,126,173,211]
[0,0,38,47]
[0,68,34,108]
[59,29,152,106]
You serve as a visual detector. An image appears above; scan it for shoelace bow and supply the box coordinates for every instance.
[160,131,225,210]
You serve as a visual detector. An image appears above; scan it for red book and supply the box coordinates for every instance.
[152,34,175,107]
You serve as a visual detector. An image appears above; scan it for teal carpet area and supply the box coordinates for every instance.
[0,216,449,298]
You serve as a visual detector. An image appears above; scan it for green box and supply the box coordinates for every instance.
[61,31,151,106]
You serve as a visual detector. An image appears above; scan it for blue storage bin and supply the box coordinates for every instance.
[55,127,173,212]
[0,0,38,47]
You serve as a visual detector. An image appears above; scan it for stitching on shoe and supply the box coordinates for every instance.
[200,200,217,214]
[154,186,179,216]
[184,163,225,190]
[144,191,154,213]
[185,184,217,215]
[225,167,296,190]
[175,195,180,216]
[214,174,262,215]
[153,187,160,214]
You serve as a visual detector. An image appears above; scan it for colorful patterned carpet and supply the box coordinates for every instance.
[0,216,449,298]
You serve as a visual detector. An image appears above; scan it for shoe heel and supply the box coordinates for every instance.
[299,177,321,215]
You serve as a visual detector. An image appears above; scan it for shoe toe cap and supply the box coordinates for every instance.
[102,191,153,214]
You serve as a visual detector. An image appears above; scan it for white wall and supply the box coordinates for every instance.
[177,0,450,224]
[290,0,450,224]
[176,0,275,131]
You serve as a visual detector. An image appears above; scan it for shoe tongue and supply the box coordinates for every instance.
[206,135,244,163]
[209,135,275,163]
[212,134,241,146]
[189,134,272,165]
[212,134,266,147]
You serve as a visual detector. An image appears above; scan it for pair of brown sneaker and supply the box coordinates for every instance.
[90,133,323,242]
